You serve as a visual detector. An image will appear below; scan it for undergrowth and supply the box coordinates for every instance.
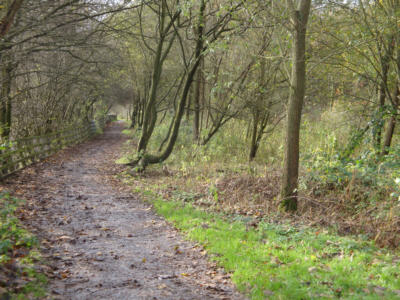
[120,113,400,298]
[136,188,400,299]
[0,191,46,299]
[120,110,400,248]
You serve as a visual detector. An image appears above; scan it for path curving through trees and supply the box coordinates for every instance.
[3,122,243,300]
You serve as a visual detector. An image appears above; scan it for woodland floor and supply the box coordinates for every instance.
[2,122,244,299]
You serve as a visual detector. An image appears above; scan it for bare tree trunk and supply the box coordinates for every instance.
[375,36,394,148]
[382,116,396,155]
[144,57,202,166]
[249,55,267,161]
[0,56,13,139]
[249,113,271,161]
[137,1,179,153]
[0,0,24,39]
[199,58,205,138]
[139,96,145,128]
[193,52,204,142]
[186,86,192,121]
[130,94,139,128]
[137,0,206,168]
[193,62,201,141]
[382,86,399,155]
[382,31,400,155]
[249,112,259,161]
[137,43,163,152]
[281,0,311,212]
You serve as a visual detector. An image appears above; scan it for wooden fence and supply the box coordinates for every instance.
[0,118,107,179]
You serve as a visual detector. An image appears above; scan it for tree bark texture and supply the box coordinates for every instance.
[281,0,311,211]
[375,36,394,148]
[0,0,24,39]
[0,56,13,138]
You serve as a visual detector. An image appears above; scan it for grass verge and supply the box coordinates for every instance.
[135,186,400,300]
[0,191,46,299]
[120,121,400,299]
[120,117,400,249]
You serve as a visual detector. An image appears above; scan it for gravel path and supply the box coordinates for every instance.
[4,122,244,300]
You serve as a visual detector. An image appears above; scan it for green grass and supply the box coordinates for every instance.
[121,128,134,137]
[123,111,400,298]
[149,196,400,299]
[122,112,400,247]
[0,191,47,299]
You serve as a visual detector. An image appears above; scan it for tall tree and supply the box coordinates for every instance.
[281,0,311,211]
[136,0,180,154]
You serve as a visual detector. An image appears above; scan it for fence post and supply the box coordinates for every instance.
[0,116,110,179]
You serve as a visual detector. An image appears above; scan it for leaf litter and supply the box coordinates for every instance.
[2,122,244,300]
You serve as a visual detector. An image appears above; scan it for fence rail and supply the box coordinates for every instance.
[0,118,108,179]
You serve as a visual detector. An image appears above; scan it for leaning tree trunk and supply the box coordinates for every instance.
[137,42,163,152]
[0,0,24,39]
[143,63,200,166]
[281,0,311,212]
[137,0,206,169]
[136,0,179,153]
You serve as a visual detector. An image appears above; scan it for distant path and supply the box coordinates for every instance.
[4,122,243,300]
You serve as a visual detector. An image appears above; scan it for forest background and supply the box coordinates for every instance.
[3,0,400,298]
[0,0,400,267]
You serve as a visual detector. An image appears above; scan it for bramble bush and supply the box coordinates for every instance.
[301,133,400,204]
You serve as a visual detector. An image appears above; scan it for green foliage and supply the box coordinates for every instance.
[137,116,282,171]
[302,129,400,204]
[0,193,36,258]
[124,109,399,211]
[208,185,219,203]
[153,198,400,300]
[121,129,134,137]
[172,190,204,204]
[0,191,46,299]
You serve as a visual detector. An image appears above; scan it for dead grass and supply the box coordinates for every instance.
[124,161,400,249]
[121,133,400,249]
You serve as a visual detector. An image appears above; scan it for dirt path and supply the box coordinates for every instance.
[3,122,244,300]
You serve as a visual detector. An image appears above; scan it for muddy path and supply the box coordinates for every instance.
[3,122,244,300]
